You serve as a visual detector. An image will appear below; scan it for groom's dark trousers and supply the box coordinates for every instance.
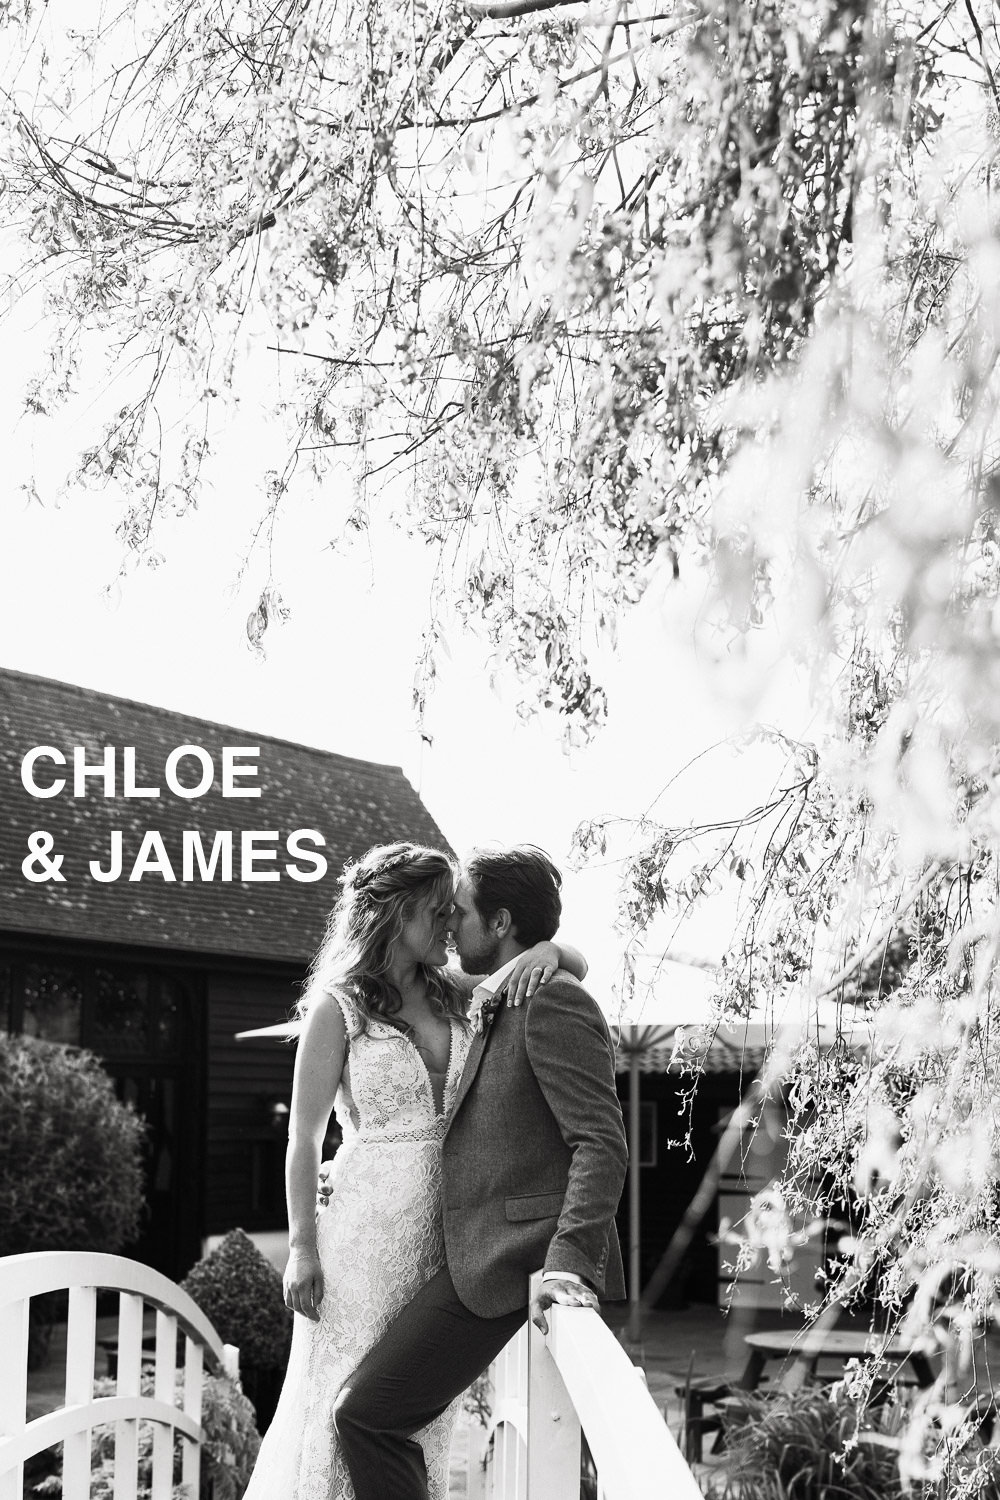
[333,1264,525,1498]
[334,974,627,1500]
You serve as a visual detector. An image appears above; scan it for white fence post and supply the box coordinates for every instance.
[113,1290,144,1500]
[181,1335,204,1498]
[491,1324,528,1500]
[525,1282,581,1499]
[545,1300,704,1500]
[466,1377,493,1500]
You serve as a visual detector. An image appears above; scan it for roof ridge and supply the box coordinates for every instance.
[0,665,406,777]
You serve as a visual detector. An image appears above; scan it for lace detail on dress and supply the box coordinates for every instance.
[242,993,472,1500]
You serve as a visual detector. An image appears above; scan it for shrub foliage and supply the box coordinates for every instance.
[31,1371,261,1500]
[0,1034,145,1257]
[720,1387,1000,1500]
[180,1229,292,1371]
[723,1389,906,1500]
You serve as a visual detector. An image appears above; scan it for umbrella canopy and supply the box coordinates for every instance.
[236,1019,302,1040]
[608,954,873,1065]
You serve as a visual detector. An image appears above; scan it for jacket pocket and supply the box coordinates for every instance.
[505,1191,564,1222]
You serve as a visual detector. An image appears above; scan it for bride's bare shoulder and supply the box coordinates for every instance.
[303,989,351,1036]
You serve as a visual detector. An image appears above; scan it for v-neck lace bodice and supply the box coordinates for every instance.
[334,1006,466,1142]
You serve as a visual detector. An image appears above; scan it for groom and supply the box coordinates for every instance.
[333,845,628,1500]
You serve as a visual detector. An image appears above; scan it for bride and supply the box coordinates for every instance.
[240,841,586,1500]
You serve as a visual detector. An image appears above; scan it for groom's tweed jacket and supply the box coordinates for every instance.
[442,971,627,1318]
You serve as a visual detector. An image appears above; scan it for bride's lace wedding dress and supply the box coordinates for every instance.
[242,995,472,1500]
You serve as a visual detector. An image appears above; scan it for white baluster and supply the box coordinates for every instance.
[113,1291,143,1500]
[63,1285,97,1500]
[0,1296,28,1500]
[498,1420,508,1500]
[150,1310,177,1500]
[181,1335,204,1498]
[466,1402,490,1500]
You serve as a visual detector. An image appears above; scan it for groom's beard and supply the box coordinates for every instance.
[459,936,501,975]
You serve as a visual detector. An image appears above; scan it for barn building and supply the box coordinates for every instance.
[0,668,448,1280]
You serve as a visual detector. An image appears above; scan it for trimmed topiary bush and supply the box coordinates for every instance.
[180,1229,293,1433]
[180,1229,292,1371]
[0,1034,146,1259]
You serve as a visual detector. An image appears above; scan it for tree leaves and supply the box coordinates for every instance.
[1,0,950,731]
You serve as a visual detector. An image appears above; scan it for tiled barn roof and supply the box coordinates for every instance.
[0,669,450,964]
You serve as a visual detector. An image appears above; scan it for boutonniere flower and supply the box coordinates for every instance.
[470,990,504,1036]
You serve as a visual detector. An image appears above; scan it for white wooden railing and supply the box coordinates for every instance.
[468,1272,704,1500]
[0,1251,239,1500]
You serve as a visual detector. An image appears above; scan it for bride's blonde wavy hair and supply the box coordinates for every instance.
[296,842,467,1035]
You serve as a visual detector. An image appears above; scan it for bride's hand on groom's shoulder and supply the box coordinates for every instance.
[505,941,563,1006]
[284,1246,324,1321]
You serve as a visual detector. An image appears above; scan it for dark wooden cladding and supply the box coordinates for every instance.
[614,1071,738,1308]
[204,974,299,1241]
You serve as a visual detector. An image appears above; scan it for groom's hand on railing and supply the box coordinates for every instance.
[530,1275,599,1334]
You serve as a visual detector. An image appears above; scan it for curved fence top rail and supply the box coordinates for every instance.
[0,1252,227,1368]
[548,1302,704,1500]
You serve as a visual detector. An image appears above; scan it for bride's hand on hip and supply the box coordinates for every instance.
[284,1247,324,1321]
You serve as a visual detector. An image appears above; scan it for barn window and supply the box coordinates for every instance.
[22,965,83,1045]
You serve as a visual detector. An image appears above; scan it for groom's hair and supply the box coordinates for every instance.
[463,845,562,947]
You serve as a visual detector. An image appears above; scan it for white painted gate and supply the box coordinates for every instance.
[0,1250,238,1500]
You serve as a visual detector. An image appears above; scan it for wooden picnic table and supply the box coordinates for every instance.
[737,1327,937,1394]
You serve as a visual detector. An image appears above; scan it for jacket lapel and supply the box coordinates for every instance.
[447,957,517,1135]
